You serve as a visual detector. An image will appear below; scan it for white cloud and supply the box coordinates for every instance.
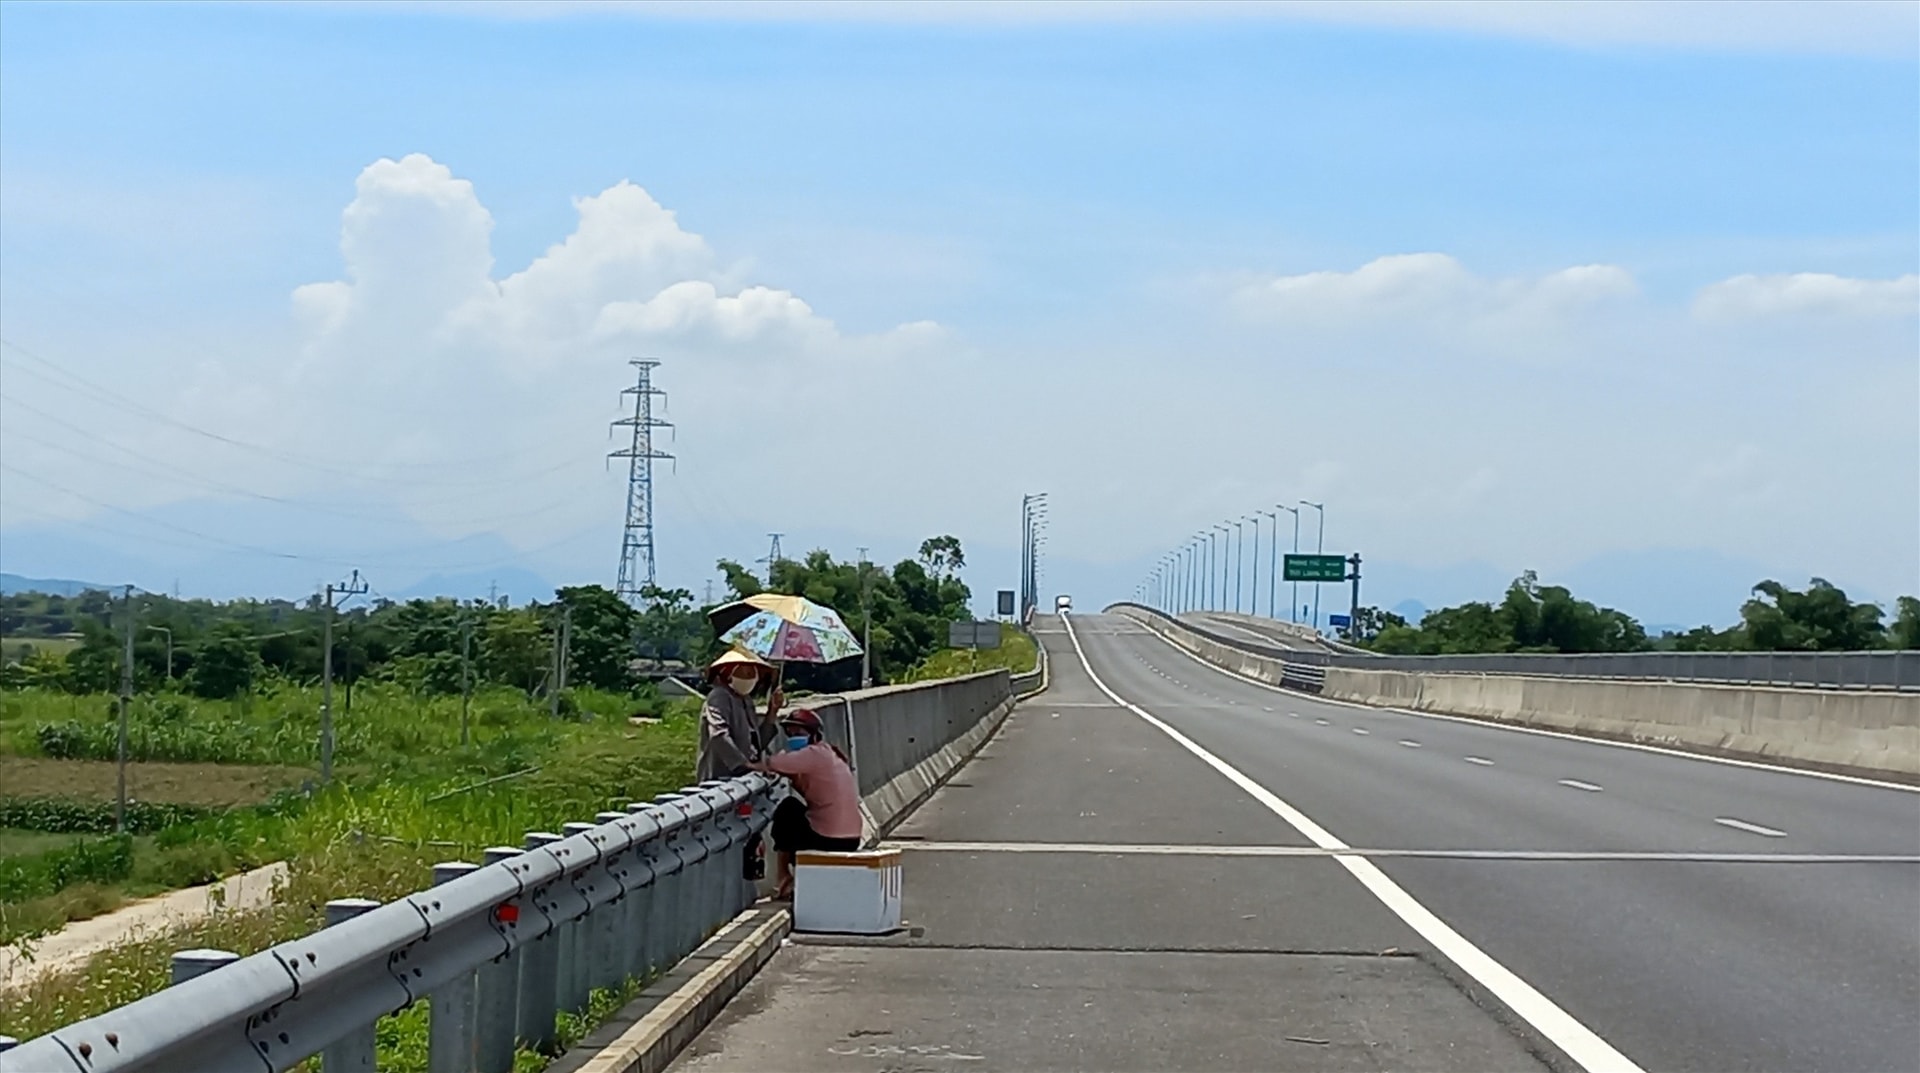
[391,0,1918,58]
[1691,272,1920,321]
[1229,253,1639,358]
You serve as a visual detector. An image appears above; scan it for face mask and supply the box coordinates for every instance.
[727,672,757,696]
[786,735,811,752]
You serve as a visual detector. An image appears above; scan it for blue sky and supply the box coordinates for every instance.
[2,1,1915,626]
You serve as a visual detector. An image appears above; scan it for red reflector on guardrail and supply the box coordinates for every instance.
[737,803,754,816]
[495,903,520,924]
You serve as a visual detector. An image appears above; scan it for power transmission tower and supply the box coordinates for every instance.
[320,569,367,785]
[759,533,784,580]
[611,359,673,606]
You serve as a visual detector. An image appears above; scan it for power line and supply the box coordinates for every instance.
[0,340,591,487]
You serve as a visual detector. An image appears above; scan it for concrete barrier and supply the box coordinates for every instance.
[1121,607,1920,779]
[801,669,1023,844]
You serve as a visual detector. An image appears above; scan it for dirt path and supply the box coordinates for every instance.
[0,861,287,994]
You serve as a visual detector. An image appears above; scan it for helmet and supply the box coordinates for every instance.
[779,709,824,735]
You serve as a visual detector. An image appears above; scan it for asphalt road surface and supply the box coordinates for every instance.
[1069,612,1920,1073]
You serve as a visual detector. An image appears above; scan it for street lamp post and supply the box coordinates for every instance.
[1301,500,1326,631]
[1211,525,1230,611]
[1247,516,1260,620]
[1258,510,1279,619]
[1232,518,1246,614]
[1277,504,1301,622]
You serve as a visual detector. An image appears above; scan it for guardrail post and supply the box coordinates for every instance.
[622,805,661,982]
[653,793,696,962]
[625,806,672,982]
[559,821,598,1012]
[169,948,238,984]
[428,861,482,1073]
[697,783,733,931]
[517,831,563,1056]
[320,898,382,1073]
[594,811,632,994]
[474,846,523,1073]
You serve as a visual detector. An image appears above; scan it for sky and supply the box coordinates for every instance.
[0,0,1915,628]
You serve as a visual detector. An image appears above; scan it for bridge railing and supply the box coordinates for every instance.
[1111,603,1919,692]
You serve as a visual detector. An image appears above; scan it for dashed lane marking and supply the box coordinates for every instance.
[1558,779,1604,793]
[1061,616,1647,1073]
[1715,817,1788,839]
[1466,756,1495,766]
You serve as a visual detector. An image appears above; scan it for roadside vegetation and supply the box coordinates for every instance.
[1352,574,1920,655]
[0,539,988,1059]
[906,622,1038,682]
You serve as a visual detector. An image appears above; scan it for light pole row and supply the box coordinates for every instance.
[1136,500,1329,628]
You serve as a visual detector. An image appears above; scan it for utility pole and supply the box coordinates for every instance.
[460,614,474,747]
[145,626,172,681]
[612,359,673,607]
[856,547,873,689]
[320,569,366,785]
[549,604,572,720]
[1347,553,1363,643]
[116,585,134,834]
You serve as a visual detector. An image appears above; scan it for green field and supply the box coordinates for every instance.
[0,678,700,1063]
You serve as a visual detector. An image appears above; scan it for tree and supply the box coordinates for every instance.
[1892,597,1920,651]
[716,560,763,600]
[917,536,965,582]
[188,626,263,699]
[1741,578,1886,651]
[481,607,549,695]
[555,585,638,691]
[1350,606,1407,644]
[635,586,706,662]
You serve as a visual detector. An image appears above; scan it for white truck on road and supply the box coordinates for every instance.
[1055,594,1072,612]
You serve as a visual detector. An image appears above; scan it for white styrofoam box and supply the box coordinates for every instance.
[792,848,903,934]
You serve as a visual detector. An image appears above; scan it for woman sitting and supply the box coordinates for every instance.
[751,708,861,899]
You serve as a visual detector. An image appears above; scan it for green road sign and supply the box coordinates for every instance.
[1284,554,1348,582]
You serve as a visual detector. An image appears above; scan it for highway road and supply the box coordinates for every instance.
[1185,610,1332,652]
[1068,612,1920,1073]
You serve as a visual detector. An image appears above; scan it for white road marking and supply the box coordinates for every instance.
[1466,756,1495,766]
[1314,718,1332,726]
[1263,706,1274,712]
[1558,779,1604,793]
[1715,817,1788,839]
[1125,613,1920,794]
[1061,616,1648,1073]
[879,840,1914,864]
[1399,740,1422,748]
[1288,712,1300,719]
[1352,728,1371,736]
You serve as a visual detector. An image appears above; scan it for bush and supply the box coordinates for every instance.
[0,835,134,902]
[0,797,213,835]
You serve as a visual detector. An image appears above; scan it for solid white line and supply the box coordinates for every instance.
[1062,616,1647,1073]
[1714,817,1788,839]
[1466,756,1495,766]
[1559,779,1604,793]
[1399,740,1422,749]
[1353,728,1371,736]
[880,840,1915,863]
[1122,611,1920,795]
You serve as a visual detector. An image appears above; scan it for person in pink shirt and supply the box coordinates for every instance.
[751,708,862,899]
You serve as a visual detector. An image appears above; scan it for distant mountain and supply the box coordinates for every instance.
[0,572,116,597]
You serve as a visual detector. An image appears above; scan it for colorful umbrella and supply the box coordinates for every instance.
[711,593,864,664]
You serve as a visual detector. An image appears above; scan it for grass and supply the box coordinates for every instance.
[0,829,83,856]
[904,622,1038,682]
[1,679,703,1047]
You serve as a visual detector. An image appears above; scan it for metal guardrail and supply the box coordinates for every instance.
[1,775,779,1073]
[1010,629,1048,696]
[1111,603,1920,692]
